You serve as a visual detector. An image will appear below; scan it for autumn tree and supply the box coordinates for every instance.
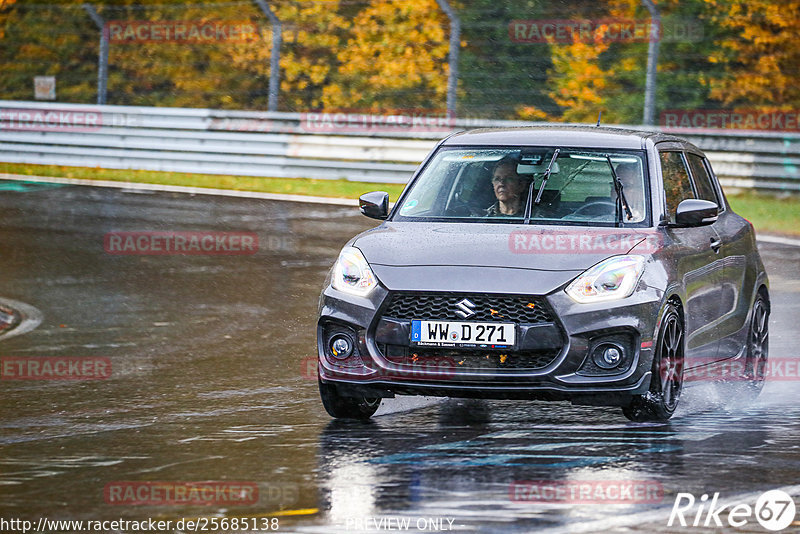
[321,0,448,113]
[265,0,350,111]
[101,2,265,108]
[0,0,350,110]
[517,34,617,123]
[102,0,350,110]
[0,2,100,103]
[457,0,557,119]
[2,0,796,119]
[518,0,726,124]
[703,0,800,109]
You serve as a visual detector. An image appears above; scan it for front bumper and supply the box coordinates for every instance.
[317,283,663,405]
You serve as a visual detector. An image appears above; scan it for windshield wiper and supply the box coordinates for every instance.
[606,154,633,226]
[524,148,560,224]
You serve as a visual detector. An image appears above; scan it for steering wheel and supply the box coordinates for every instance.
[571,199,616,217]
[444,198,484,217]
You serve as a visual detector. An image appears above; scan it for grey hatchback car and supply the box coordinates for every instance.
[316,127,769,422]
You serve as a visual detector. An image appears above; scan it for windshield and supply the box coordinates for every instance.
[394,147,649,226]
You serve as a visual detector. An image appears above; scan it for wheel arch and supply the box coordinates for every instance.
[654,292,685,342]
[746,282,770,327]
[637,292,684,392]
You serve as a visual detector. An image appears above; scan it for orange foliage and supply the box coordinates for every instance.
[516,28,617,122]
[322,0,449,112]
[703,0,800,109]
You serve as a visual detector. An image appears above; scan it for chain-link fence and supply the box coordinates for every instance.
[1,0,798,130]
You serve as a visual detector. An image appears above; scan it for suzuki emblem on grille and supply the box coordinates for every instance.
[455,298,477,318]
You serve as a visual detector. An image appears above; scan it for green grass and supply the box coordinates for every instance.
[1,162,798,236]
[726,191,800,237]
[0,162,407,202]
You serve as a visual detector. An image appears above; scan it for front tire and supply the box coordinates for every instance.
[623,302,684,422]
[318,378,381,420]
[739,292,769,400]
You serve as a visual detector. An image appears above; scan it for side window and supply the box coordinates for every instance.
[659,151,695,221]
[686,153,719,206]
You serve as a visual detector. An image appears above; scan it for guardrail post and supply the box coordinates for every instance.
[435,0,460,118]
[82,4,109,105]
[641,0,660,126]
[254,0,282,112]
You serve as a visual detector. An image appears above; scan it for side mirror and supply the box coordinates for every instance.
[359,191,389,220]
[674,198,719,226]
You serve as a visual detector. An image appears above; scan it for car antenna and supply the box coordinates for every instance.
[596,111,602,127]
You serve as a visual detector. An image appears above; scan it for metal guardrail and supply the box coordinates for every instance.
[1,100,798,190]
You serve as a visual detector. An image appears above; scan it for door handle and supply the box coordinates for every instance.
[710,238,722,252]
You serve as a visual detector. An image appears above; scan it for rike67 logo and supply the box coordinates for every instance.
[668,490,796,531]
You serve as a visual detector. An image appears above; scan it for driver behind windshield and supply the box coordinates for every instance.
[486,156,528,217]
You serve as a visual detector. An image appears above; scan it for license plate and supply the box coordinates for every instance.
[410,320,515,348]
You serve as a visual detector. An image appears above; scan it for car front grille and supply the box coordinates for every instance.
[381,292,554,323]
[377,344,560,370]
[375,292,561,372]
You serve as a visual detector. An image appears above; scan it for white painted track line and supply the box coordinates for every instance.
[0,173,358,206]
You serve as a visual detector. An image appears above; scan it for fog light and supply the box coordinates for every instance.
[603,347,621,366]
[592,343,624,369]
[330,335,353,359]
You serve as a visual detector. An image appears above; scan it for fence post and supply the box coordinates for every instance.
[641,0,660,126]
[82,4,109,106]
[254,0,282,112]
[435,0,460,118]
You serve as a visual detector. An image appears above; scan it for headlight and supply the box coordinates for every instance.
[565,255,645,303]
[332,247,378,296]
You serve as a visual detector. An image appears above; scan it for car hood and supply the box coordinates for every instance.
[352,223,651,294]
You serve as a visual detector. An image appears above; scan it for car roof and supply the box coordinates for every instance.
[442,126,695,151]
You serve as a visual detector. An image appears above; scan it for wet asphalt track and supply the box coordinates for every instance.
[0,180,799,533]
